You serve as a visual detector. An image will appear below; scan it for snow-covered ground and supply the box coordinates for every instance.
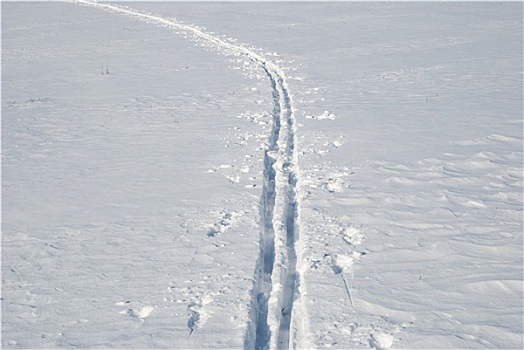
[2,1,522,349]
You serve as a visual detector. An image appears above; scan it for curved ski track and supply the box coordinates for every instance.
[77,1,304,349]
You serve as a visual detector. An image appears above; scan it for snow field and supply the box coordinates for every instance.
[72,2,306,348]
[3,2,268,348]
[287,3,523,348]
[2,1,523,350]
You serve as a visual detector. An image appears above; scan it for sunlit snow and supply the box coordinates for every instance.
[2,1,522,349]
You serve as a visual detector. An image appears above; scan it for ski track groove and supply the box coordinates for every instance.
[77,1,304,349]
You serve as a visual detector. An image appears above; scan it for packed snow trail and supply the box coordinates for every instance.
[76,1,304,349]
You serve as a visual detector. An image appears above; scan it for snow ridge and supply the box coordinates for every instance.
[76,1,304,348]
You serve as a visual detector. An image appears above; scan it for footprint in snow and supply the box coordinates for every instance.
[306,110,338,120]
[369,332,395,350]
[187,302,201,338]
[185,294,214,337]
[207,211,237,237]
[330,252,365,275]
[116,301,155,320]
[342,226,364,246]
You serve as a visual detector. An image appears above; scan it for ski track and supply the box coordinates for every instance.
[77,1,304,349]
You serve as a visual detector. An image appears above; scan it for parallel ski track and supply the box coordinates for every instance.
[77,1,303,349]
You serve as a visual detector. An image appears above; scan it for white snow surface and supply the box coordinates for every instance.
[2,1,522,349]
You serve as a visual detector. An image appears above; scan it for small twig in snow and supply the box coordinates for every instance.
[340,273,354,308]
